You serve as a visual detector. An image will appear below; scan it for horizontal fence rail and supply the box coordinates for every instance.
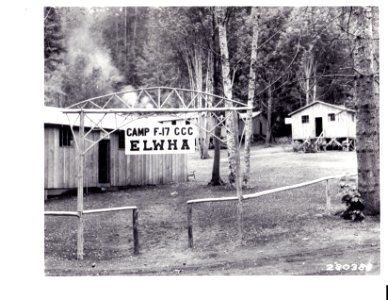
[243,174,354,201]
[45,206,139,255]
[187,174,356,248]
[82,206,137,215]
[44,211,80,217]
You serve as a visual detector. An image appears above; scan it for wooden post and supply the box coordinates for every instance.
[77,110,85,260]
[188,203,193,248]
[325,179,331,212]
[132,208,139,254]
[233,110,244,242]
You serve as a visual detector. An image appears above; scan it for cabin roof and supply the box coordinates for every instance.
[43,106,197,128]
[288,100,355,117]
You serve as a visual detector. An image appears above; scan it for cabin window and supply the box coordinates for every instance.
[185,120,190,125]
[59,126,73,147]
[352,114,355,122]
[328,113,336,121]
[171,120,177,125]
[301,115,309,124]
[118,130,125,149]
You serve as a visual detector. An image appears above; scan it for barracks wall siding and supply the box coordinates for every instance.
[44,125,188,190]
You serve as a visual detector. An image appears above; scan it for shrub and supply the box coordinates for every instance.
[336,176,365,222]
[276,136,291,145]
[292,141,303,152]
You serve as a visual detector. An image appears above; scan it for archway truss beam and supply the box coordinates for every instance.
[62,107,251,114]
[66,87,249,110]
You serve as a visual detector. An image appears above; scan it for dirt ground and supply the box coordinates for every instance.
[44,145,380,275]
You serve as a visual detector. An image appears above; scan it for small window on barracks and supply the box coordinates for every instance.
[171,120,177,125]
[328,113,336,121]
[118,130,125,149]
[59,125,74,147]
[185,120,190,125]
[301,115,309,124]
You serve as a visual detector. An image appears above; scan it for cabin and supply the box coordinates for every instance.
[238,111,267,141]
[203,111,266,148]
[285,100,356,149]
[44,106,188,197]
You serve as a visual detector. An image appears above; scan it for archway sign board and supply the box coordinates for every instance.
[124,119,197,155]
[61,87,252,260]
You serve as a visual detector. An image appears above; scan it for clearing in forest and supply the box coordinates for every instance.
[44,145,379,275]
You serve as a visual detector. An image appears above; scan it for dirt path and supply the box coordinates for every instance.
[46,242,379,276]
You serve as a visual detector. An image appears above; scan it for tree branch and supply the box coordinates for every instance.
[44,7,52,22]
[256,36,301,97]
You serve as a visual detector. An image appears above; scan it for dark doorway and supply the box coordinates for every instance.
[98,139,110,184]
[315,117,323,137]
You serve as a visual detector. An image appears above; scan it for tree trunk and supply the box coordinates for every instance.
[130,7,138,85]
[209,7,224,186]
[215,6,238,185]
[353,6,380,215]
[133,7,137,46]
[243,7,259,185]
[198,113,209,159]
[312,74,317,102]
[195,49,209,159]
[210,124,223,185]
[301,46,315,105]
[124,7,128,78]
[265,85,273,146]
[203,118,211,159]
[115,10,119,62]
[202,53,213,159]
[185,47,210,159]
[215,8,244,242]
[305,74,310,105]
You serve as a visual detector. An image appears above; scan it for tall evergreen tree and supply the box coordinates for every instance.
[44,7,65,72]
[44,7,66,105]
[352,6,379,215]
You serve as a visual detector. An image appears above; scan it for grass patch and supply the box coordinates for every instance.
[45,146,379,275]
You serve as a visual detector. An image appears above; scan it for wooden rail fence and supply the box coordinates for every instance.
[187,174,356,248]
[45,206,139,255]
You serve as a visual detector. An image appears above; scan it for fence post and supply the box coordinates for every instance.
[325,179,331,212]
[188,203,193,248]
[132,209,139,254]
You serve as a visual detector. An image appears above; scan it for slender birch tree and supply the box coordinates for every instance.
[243,7,259,185]
[215,6,244,241]
[214,6,238,184]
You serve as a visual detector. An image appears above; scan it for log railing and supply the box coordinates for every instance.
[187,174,356,248]
[45,206,139,255]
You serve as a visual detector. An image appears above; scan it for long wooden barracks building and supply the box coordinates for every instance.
[44,106,188,197]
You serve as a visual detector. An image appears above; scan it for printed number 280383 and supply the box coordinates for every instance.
[326,263,373,272]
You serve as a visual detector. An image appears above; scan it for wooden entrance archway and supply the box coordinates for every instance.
[62,86,252,259]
